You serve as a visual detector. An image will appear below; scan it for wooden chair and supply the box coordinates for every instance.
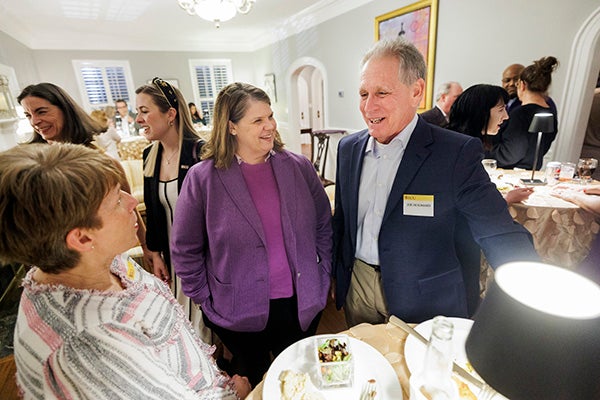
[310,130,346,187]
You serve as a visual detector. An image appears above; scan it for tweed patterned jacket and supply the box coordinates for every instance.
[14,254,237,400]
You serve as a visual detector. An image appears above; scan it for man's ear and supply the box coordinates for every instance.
[65,228,94,252]
[410,78,426,108]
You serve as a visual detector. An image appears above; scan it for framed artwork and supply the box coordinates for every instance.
[264,73,277,103]
[375,0,439,111]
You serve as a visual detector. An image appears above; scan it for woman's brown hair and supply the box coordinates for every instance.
[202,82,284,169]
[0,144,122,273]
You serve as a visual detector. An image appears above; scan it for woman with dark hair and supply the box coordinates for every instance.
[489,56,559,169]
[448,84,509,151]
[135,78,209,341]
[449,84,533,205]
[18,82,103,145]
[171,82,332,386]
[17,82,151,265]
[188,102,206,125]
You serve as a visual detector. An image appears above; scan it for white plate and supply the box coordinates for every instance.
[263,334,403,400]
[404,317,474,375]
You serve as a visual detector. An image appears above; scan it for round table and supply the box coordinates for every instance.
[493,170,600,269]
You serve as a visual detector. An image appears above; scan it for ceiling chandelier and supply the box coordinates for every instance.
[177,0,256,28]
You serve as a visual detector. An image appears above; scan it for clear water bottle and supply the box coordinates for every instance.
[115,113,122,134]
[410,316,459,400]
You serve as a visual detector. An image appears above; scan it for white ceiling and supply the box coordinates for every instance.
[0,0,372,52]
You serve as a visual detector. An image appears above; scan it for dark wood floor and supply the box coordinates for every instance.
[0,355,18,400]
[316,296,348,335]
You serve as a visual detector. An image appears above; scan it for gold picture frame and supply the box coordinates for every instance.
[375,0,439,111]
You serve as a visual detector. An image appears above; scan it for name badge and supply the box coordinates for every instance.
[403,194,434,217]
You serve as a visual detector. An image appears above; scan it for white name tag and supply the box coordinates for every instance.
[403,194,434,217]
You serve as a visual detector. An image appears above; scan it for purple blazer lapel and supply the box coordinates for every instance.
[216,162,266,243]
[271,152,298,262]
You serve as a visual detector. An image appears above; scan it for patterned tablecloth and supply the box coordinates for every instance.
[493,169,599,269]
[117,136,150,160]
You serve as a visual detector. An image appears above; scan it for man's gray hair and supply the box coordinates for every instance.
[434,82,460,102]
[361,38,427,85]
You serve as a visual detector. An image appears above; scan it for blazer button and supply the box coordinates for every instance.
[297,272,301,278]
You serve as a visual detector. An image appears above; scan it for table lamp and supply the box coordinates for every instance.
[465,262,600,399]
[520,112,554,185]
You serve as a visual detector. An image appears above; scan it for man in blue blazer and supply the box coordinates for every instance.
[333,38,539,326]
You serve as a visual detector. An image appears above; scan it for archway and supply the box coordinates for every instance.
[285,57,328,155]
[551,6,600,163]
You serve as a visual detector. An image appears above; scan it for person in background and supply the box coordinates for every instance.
[420,81,463,128]
[18,82,103,146]
[90,109,122,160]
[490,57,559,170]
[502,63,525,113]
[0,143,251,400]
[579,73,600,180]
[171,82,332,386]
[115,98,140,136]
[189,102,206,125]
[499,62,558,136]
[17,82,152,268]
[332,38,539,327]
[448,84,533,204]
[135,78,210,342]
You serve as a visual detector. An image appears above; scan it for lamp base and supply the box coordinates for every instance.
[520,178,546,186]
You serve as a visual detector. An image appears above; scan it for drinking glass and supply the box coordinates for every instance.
[577,158,598,184]
[558,162,576,182]
[481,159,497,175]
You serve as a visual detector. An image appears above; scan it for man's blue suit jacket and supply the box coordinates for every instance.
[332,117,538,323]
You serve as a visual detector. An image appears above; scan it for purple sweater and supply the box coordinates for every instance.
[171,150,332,332]
[240,161,293,299]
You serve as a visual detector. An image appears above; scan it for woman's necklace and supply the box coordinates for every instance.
[164,148,178,165]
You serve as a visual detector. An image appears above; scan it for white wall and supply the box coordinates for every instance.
[1,0,599,160]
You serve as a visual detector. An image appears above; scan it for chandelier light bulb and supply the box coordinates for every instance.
[177,0,256,27]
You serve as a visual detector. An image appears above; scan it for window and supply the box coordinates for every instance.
[72,60,135,111]
[189,59,233,125]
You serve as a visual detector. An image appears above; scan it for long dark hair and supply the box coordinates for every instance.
[448,84,508,150]
[17,82,103,146]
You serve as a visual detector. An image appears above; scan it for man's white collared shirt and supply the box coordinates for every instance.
[355,115,418,265]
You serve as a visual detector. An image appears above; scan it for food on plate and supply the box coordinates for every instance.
[280,370,307,400]
[316,336,353,386]
[452,377,477,400]
[317,337,351,362]
[279,370,325,400]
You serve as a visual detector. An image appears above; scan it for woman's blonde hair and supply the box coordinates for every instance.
[0,143,123,273]
[90,109,109,131]
[135,79,200,177]
[202,82,284,169]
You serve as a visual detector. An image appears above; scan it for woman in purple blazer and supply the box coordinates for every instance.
[171,82,333,386]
